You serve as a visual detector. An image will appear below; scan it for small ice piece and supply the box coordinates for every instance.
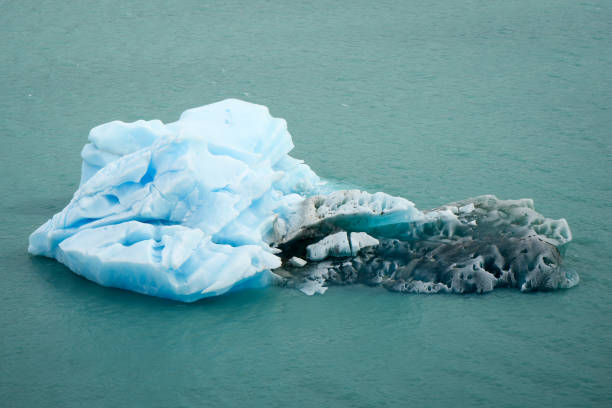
[349,232,379,255]
[288,256,307,267]
[306,232,351,261]
[459,203,475,214]
[298,279,328,295]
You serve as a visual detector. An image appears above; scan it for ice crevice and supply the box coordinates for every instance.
[29,99,577,302]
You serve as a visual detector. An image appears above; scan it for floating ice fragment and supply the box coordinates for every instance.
[349,232,380,255]
[458,203,474,214]
[29,99,576,301]
[288,257,307,267]
[299,279,328,296]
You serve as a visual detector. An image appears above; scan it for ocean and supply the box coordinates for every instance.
[1,0,611,406]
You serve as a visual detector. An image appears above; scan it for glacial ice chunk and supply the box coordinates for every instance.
[279,195,576,294]
[29,99,576,302]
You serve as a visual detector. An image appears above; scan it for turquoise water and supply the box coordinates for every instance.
[2,0,611,406]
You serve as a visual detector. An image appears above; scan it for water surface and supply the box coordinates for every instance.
[1,1,611,406]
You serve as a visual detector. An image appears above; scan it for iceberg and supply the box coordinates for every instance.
[28,99,578,302]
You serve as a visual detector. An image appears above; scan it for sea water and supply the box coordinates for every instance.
[1,0,611,406]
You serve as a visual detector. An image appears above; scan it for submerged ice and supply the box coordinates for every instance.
[28,99,577,302]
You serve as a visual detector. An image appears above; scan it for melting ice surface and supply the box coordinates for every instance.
[28,99,578,302]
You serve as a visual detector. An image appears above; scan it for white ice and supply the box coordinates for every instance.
[306,231,379,261]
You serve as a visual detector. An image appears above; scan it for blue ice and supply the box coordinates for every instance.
[28,100,420,301]
[29,99,574,301]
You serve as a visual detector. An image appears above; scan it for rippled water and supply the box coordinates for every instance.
[2,1,611,406]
